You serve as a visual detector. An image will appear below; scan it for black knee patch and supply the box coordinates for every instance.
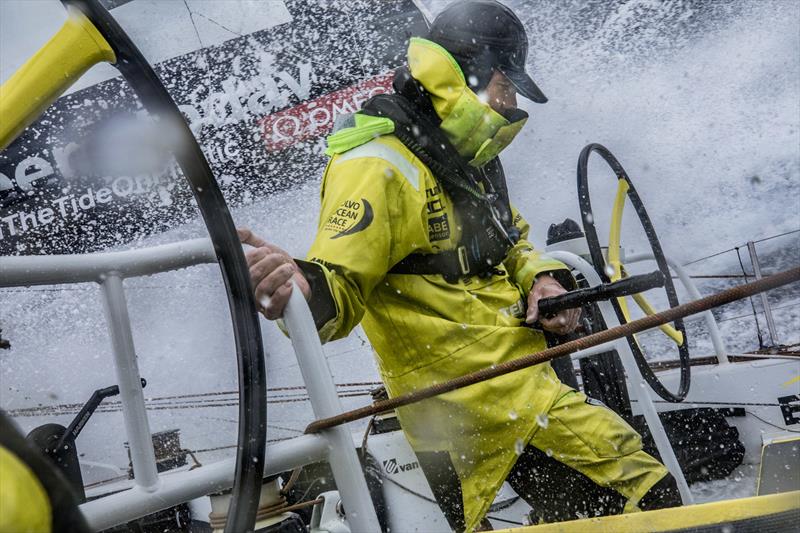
[638,473,682,511]
[507,446,626,524]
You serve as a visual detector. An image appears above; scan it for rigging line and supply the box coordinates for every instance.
[54,391,373,414]
[83,438,294,489]
[142,390,374,407]
[373,465,525,524]
[635,300,800,334]
[188,438,292,455]
[378,471,439,504]
[183,0,205,49]
[83,474,129,490]
[268,423,305,435]
[744,411,800,433]
[715,301,800,324]
[683,246,738,266]
[182,0,215,154]
[140,382,381,402]
[683,228,800,267]
[679,274,749,279]
[0,284,213,293]
[486,516,524,526]
[190,11,242,37]
[0,287,97,293]
[197,416,308,435]
[736,246,764,349]
[7,387,381,417]
[631,400,796,408]
[110,394,296,408]
[198,415,237,424]
[753,228,800,244]
[296,477,327,504]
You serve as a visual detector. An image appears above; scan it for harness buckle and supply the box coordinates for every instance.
[457,246,470,276]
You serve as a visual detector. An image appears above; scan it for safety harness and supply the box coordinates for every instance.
[360,68,520,283]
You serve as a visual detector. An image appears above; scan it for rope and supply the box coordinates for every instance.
[305,267,800,434]
[280,467,304,497]
[209,496,324,528]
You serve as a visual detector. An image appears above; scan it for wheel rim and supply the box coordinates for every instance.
[577,143,690,402]
[65,1,268,530]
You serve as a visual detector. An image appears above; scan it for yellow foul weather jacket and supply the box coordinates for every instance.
[300,38,571,530]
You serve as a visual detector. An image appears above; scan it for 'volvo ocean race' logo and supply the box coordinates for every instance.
[382,457,419,475]
[326,198,374,239]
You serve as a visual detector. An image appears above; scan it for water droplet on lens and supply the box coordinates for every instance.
[514,438,525,455]
[536,413,549,429]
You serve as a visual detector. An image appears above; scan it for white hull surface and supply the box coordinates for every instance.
[645,357,800,465]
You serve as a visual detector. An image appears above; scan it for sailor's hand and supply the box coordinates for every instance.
[526,274,581,335]
[238,227,311,320]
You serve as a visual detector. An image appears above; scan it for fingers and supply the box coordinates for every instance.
[540,307,582,335]
[253,262,295,301]
[248,251,293,283]
[238,234,295,318]
[260,279,294,320]
[235,229,310,318]
[525,290,540,324]
[247,252,297,318]
[527,274,582,333]
[526,275,565,324]
[237,227,268,248]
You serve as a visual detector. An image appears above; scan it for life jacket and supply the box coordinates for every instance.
[357,67,522,282]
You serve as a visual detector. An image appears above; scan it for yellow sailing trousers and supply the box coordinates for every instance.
[528,384,668,514]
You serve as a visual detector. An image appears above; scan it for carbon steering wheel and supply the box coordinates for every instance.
[577,143,690,402]
[65,1,267,530]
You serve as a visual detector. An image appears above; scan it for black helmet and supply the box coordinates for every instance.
[427,0,547,103]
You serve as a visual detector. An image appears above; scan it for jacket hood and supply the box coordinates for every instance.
[407,37,526,163]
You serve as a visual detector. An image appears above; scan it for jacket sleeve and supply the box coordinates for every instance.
[503,205,575,296]
[297,150,427,342]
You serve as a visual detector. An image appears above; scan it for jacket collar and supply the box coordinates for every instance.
[407,37,516,163]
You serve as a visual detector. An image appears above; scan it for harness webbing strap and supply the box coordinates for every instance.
[390,245,473,282]
[360,69,517,282]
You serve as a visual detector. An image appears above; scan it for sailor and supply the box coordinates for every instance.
[241,0,680,530]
